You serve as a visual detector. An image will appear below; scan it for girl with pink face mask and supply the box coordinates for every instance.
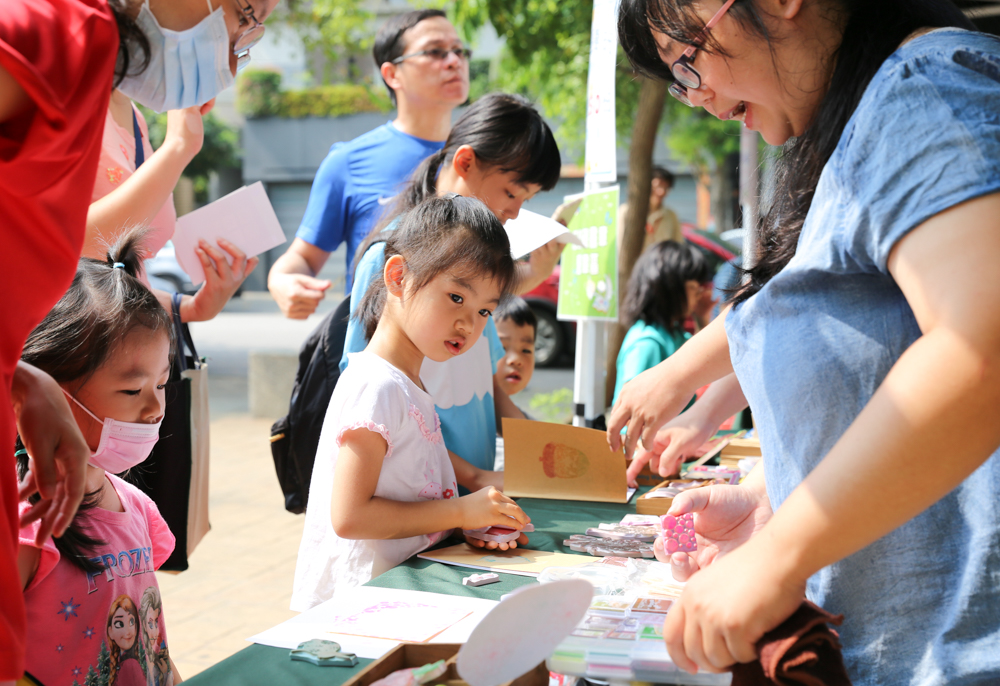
[14,228,179,686]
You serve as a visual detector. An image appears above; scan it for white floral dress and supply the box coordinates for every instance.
[291,351,458,611]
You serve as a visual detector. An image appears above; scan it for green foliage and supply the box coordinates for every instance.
[450,0,735,170]
[269,0,373,84]
[661,98,742,174]
[527,387,575,424]
[237,69,393,120]
[136,105,241,204]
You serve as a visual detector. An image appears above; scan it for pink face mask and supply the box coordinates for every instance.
[63,390,162,474]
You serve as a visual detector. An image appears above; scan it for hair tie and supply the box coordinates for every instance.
[113,262,125,270]
[14,448,27,458]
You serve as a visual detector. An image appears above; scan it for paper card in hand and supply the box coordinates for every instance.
[503,209,584,260]
[173,181,286,285]
[501,418,628,503]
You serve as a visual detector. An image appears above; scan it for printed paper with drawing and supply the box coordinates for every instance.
[501,418,629,503]
[418,544,595,577]
[173,181,286,285]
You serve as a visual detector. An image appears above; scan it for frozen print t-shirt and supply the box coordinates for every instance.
[291,351,459,611]
[19,474,176,686]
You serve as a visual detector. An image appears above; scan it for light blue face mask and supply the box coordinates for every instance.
[117,0,235,112]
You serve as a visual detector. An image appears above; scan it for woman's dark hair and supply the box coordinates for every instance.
[373,9,448,103]
[618,0,973,304]
[17,227,172,574]
[621,240,711,331]
[109,0,152,87]
[356,195,518,340]
[495,296,538,336]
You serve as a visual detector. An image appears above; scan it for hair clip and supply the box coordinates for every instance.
[113,262,126,269]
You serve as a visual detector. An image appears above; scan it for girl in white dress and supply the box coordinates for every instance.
[292,195,531,610]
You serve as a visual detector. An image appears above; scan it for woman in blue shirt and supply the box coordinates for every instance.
[609,0,1000,683]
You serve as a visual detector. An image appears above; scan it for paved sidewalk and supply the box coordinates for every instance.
[156,414,304,678]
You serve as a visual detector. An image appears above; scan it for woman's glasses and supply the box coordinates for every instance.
[392,47,473,64]
[233,0,266,73]
[668,0,736,106]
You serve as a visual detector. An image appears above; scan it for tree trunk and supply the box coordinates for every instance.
[605,75,667,409]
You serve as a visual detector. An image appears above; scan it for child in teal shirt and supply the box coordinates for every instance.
[613,241,712,406]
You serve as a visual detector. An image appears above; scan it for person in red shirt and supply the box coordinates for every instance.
[0,0,280,681]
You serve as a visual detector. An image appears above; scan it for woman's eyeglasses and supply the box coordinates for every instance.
[233,0,266,73]
[668,0,736,106]
[392,47,473,64]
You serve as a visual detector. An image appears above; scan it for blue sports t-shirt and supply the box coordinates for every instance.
[726,29,1000,685]
[343,241,506,471]
[296,123,444,291]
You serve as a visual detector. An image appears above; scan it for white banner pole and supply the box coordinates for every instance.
[572,0,618,428]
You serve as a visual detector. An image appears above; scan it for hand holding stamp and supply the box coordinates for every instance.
[660,513,697,554]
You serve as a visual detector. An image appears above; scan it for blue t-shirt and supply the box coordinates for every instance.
[296,123,444,291]
[726,30,1000,686]
[343,241,506,471]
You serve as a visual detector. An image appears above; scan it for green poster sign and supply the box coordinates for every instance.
[557,186,619,321]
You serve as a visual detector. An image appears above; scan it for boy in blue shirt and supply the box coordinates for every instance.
[268,9,470,317]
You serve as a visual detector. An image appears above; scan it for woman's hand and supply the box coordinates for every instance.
[607,362,694,459]
[180,238,258,322]
[664,533,805,673]
[626,413,717,486]
[12,361,90,544]
[654,478,772,580]
[162,100,214,165]
[458,486,530,531]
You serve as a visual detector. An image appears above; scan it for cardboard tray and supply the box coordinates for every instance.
[343,643,549,686]
[635,479,716,516]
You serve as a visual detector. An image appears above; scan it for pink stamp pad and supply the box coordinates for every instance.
[659,513,697,554]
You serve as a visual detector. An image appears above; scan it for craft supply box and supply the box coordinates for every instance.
[343,643,549,686]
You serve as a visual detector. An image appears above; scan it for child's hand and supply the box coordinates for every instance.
[464,531,529,551]
[458,486,530,531]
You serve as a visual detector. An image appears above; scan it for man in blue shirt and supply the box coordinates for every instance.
[268,10,469,317]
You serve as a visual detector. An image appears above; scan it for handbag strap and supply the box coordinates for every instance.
[132,108,145,168]
[170,293,202,372]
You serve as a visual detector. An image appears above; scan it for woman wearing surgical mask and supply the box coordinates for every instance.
[0,1,275,683]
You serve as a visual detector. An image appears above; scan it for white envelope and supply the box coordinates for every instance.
[504,209,584,260]
[173,181,286,286]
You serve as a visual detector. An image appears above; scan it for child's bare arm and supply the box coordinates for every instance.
[447,450,503,492]
[331,429,528,540]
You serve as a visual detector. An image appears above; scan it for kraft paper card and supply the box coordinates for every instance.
[173,181,286,285]
[501,418,629,503]
[418,544,595,577]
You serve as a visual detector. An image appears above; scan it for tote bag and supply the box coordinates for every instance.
[127,293,211,571]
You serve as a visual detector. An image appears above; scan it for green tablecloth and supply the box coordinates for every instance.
[184,493,644,685]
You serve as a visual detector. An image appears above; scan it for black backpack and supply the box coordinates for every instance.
[269,295,352,514]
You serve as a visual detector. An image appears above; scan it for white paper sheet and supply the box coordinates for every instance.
[504,210,584,260]
[173,181,286,285]
[247,587,499,659]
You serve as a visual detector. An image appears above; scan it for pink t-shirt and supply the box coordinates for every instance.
[91,105,177,260]
[19,474,176,686]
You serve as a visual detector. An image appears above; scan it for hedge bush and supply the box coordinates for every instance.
[238,69,393,119]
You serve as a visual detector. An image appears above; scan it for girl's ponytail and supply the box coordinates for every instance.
[405,148,447,211]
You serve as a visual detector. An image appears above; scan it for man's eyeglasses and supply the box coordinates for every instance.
[392,47,473,65]
[668,0,736,106]
[233,0,266,73]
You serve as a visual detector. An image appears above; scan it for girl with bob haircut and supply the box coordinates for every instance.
[613,241,712,409]
[17,229,178,685]
[342,92,563,478]
[292,195,529,610]
[608,0,1000,682]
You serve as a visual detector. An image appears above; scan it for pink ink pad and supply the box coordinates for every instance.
[659,513,696,554]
